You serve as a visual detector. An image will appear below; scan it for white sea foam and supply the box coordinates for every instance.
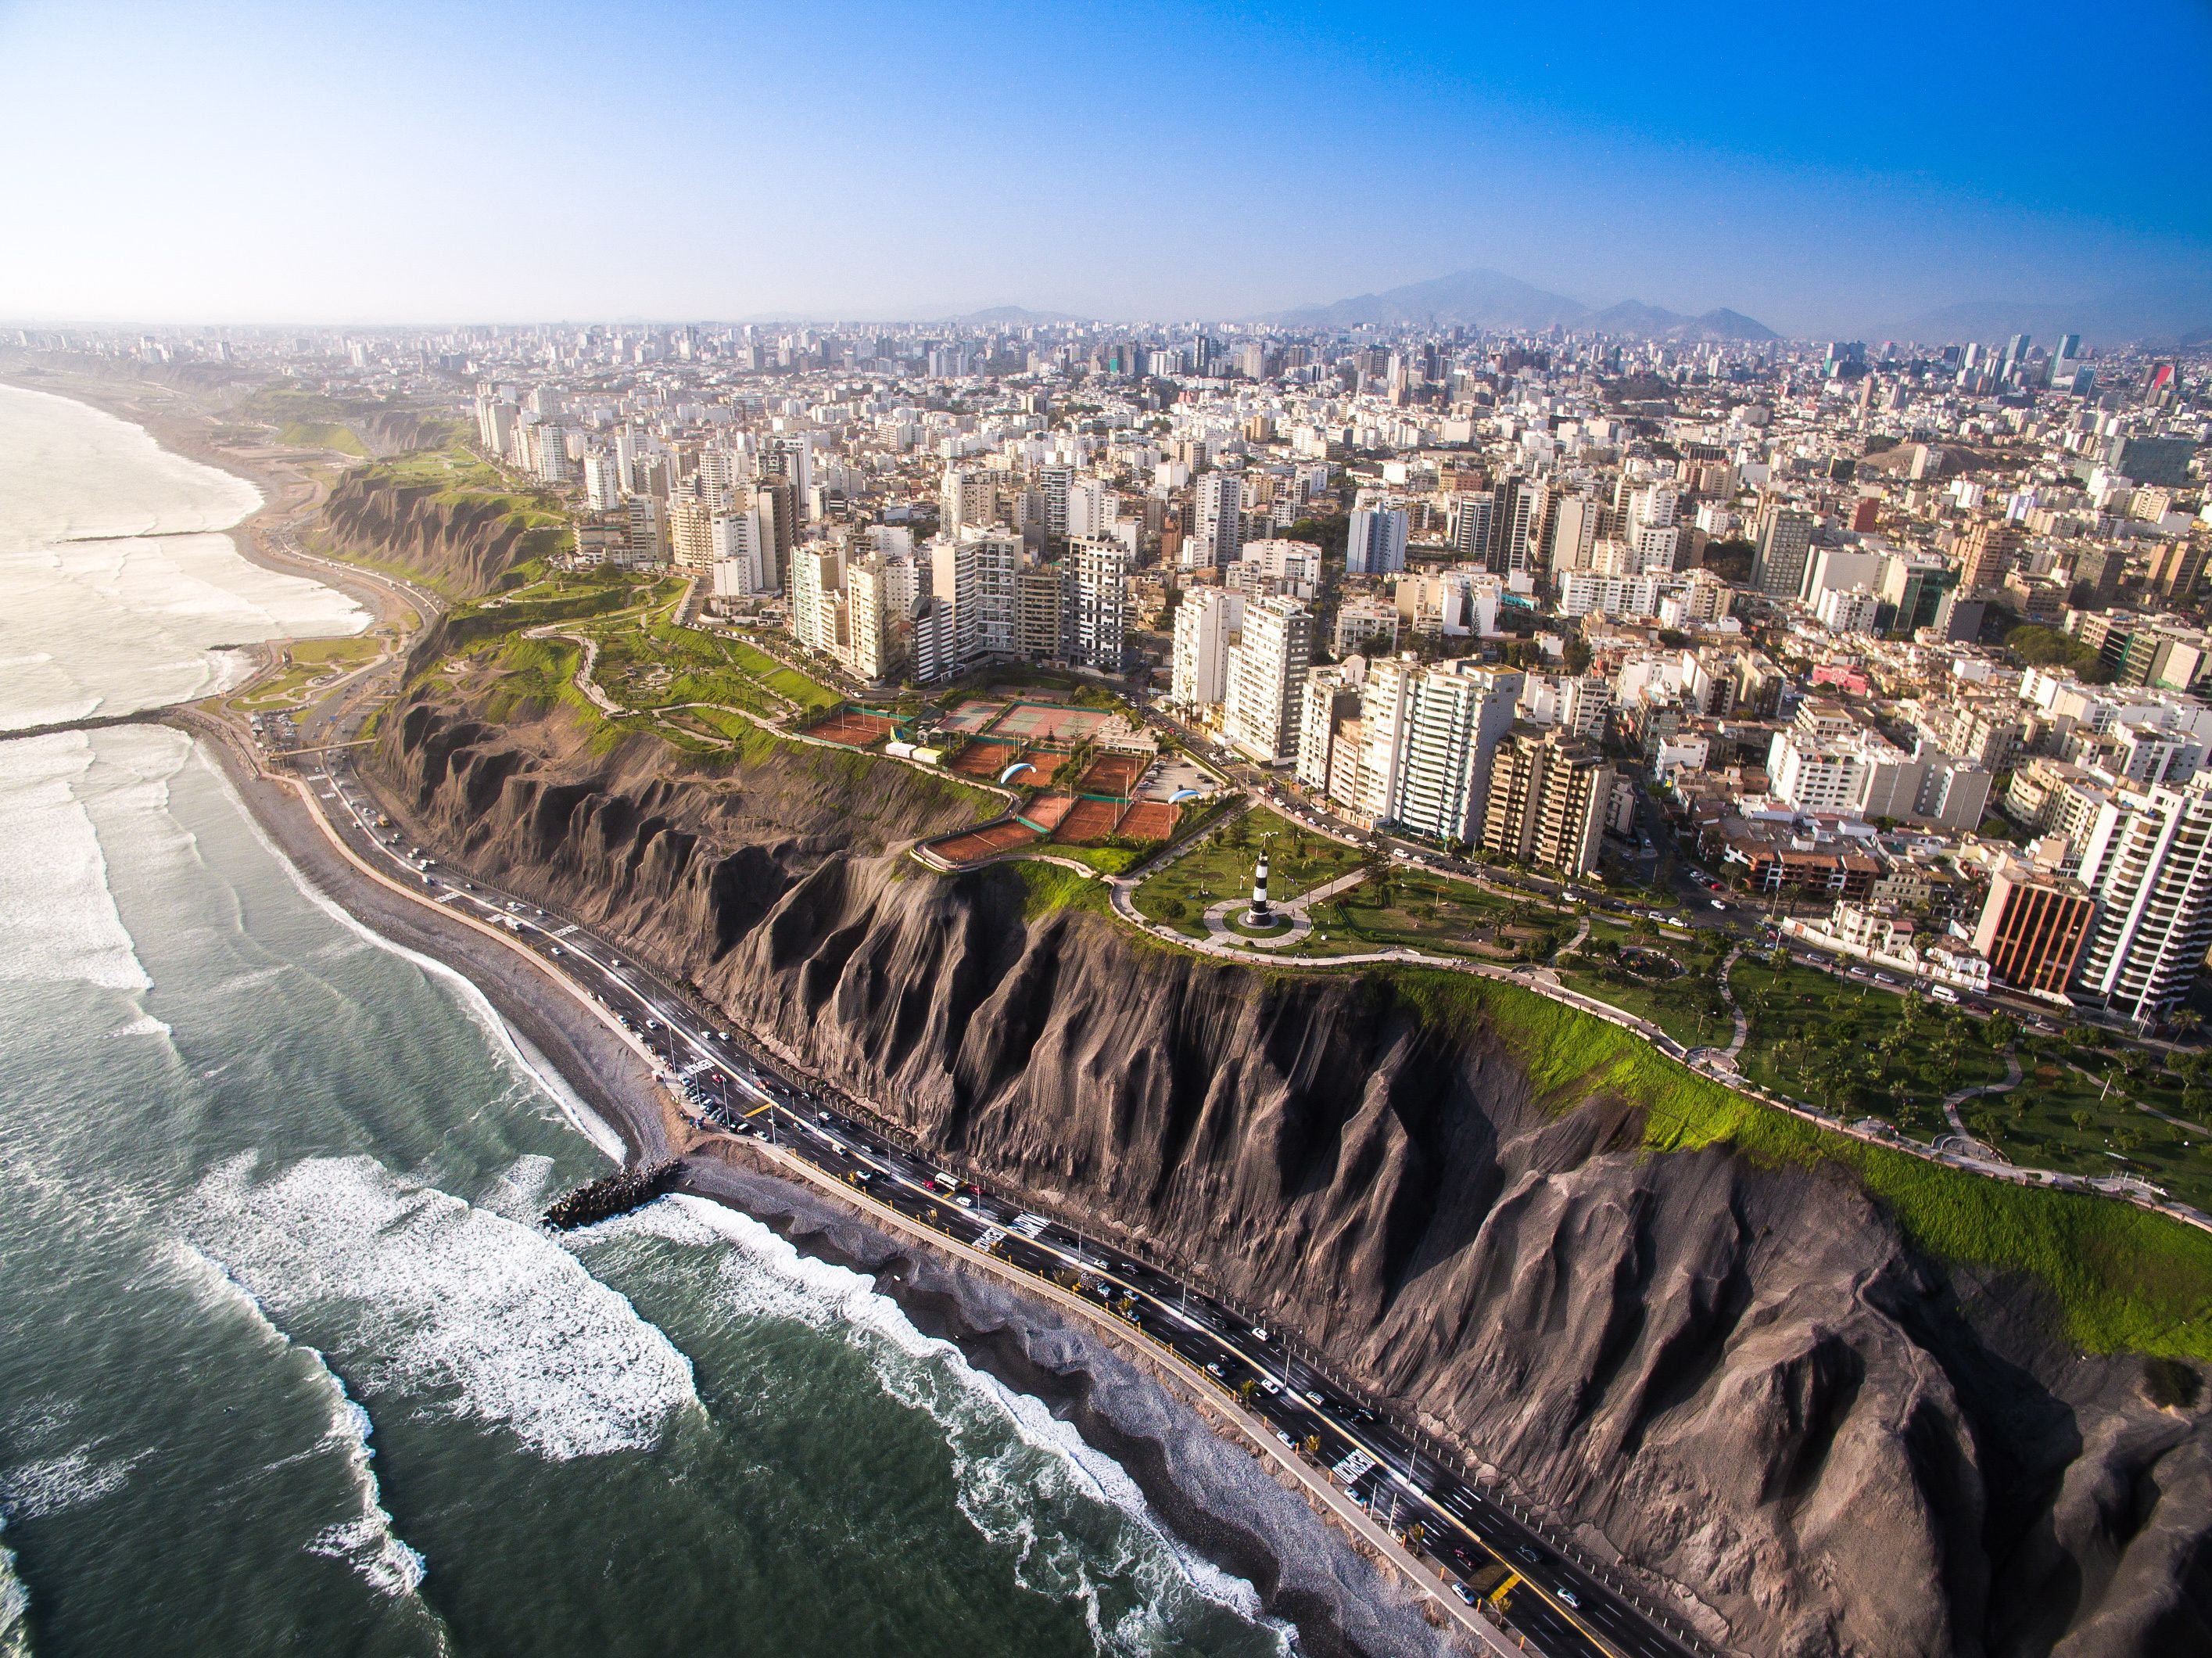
[184,1153,698,1460]
[0,386,362,734]
[596,1197,1280,1650]
[477,1154,558,1222]
[0,1446,140,1525]
[162,1241,432,1599]
[105,1012,173,1039]
[0,734,151,992]
[0,386,261,548]
[0,1527,27,1658]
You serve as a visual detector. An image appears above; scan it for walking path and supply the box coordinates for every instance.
[1199,866,1371,950]
[1942,1050,2024,1147]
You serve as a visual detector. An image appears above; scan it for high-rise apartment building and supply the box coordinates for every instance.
[1751,503,1816,599]
[1016,561,1067,662]
[940,465,996,533]
[1546,494,1601,572]
[1171,588,1241,711]
[1448,491,1496,563]
[1392,666,1522,843]
[1188,472,1245,569]
[2072,773,2212,1028]
[1070,539,1129,670]
[1346,497,1409,575]
[583,450,623,511]
[1958,519,2025,594]
[1479,727,1611,876]
[1065,478,1118,542]
[847,554,916,684]
[1221,595,1314,763]
[929,531,1020,666]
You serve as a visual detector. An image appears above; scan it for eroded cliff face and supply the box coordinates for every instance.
[378,699,2212,1658]
[318,472,554,597]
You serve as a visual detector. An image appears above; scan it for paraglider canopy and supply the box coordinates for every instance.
[998,761,1035,784]
[1168,787,1205,802]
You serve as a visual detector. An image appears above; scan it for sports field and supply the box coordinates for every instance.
[940,699,1003,733]
[951,740,1022,777]
[987,702,1113,742]
[1074,753,1145,797]
[807,709,898,748]
[927,819,1041,863]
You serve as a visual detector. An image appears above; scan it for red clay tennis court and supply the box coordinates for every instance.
[1052,798,1122,842]
[927,819,1040,863]
[1020,751,1070,784]
[1074,753,1146,796]
[1116,800,1178,841]
[807,709,898,748]
[1020,793,1075,831]
[950,740,1021,777]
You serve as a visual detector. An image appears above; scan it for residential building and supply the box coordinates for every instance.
[1071,538,1130,670]
[2072,773,2212,1028]
[1970,864,2095,998]
[1750,503,1815,599]
[1222,595,1314,762]
[1479,727,1611,876]
[1171,587,1240,711]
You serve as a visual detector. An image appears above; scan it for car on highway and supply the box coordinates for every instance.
[1303,1390,1325,1405]
[1557,1588,1580,1610]
[1259,1377,1282,1394]
[1452,1582,1477,1605]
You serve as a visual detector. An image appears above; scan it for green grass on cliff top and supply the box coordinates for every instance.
[1393,967,2212,1362]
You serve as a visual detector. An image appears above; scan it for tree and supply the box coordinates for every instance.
[1984,1012,2018,1051]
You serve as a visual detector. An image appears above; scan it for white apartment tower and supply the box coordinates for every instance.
[1171,588,1241,711]
[1071,538,1131,670]
[1188,472,1245,569]
[2072,773,2212,1028]
[930,531,1021,666]
[1346,500,1409,575]
[1222,595,1314,763]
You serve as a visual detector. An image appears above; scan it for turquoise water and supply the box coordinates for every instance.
[0,391,1286,1658]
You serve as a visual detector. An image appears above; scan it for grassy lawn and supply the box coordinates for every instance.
[1965,1052,2212,1214]
[1036,845,1143,876]
[1307,870,1573,961]
[1131,807,1368,935]
[1732,957,2010,1141]
[725,639,840,713]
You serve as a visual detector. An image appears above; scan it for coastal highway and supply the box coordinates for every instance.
[306,749,1712,1658]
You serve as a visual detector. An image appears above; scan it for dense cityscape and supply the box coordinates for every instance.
[40,313,2208,1045]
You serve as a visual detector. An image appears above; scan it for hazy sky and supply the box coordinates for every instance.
[1,0,2207,334]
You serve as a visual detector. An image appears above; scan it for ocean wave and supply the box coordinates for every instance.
[104,1012,173,1040]
[162,1242,432,1600]
[0,1526,27,1658]
[0,734,152,992]
[593,1197,1281,1652]
[183,1153,700,1461]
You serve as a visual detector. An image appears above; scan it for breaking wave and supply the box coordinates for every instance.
[184,1154,699,1460]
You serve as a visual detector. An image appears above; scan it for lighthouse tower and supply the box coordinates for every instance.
[1246,837,1274,925]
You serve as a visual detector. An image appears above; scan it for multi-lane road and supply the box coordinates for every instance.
[303,745,1715,1658]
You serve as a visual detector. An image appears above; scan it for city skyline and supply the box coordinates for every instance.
[0,0,2207,338]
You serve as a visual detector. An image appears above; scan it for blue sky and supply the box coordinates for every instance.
[0,0,2205,333]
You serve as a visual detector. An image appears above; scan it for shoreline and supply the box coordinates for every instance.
[174,708,1487,1658]
[7,371,1497,1658]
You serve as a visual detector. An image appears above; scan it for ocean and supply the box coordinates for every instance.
[0,387,1288,1658]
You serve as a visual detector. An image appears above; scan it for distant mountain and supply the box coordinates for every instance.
[1267,267,1777,340]
[1888,278,2212,349]
[937,303,1087,326]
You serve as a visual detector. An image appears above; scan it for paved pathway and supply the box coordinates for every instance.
[1942,1049,2024,1148]
[1199,866,1371,949]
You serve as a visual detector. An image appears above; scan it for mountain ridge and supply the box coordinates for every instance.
[1266,267,1780,341]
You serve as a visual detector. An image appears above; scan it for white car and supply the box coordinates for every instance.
[1260,1377,1283,1395]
